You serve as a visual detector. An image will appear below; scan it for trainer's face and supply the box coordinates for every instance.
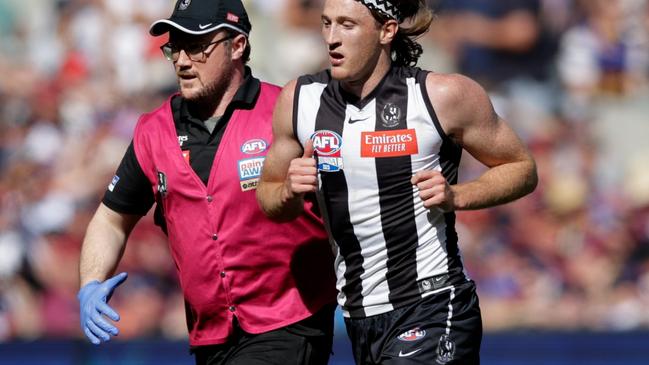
[169,30,236,103]
[321,0,384,82]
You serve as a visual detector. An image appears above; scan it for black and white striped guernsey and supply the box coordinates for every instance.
[293,66,469,318]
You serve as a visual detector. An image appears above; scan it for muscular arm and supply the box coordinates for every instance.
[425,73,537,210]
[79,203,141,287]
[257,79,317,221]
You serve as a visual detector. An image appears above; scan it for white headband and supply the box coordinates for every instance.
[357,0,402,22]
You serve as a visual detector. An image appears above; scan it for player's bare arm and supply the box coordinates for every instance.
[411,73,538,211]
[257,80,318,221]
[79,203,140,285]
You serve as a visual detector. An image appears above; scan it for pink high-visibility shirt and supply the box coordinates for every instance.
[133,83,336,346]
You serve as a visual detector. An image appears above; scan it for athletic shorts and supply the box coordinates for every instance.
[193,303,335,365]
[344,280,482,364]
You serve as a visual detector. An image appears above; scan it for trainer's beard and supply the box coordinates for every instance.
[192,73,230,106]
[182,58,235,114]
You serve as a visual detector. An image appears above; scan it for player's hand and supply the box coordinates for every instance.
[281,139,318,202]
[78,272,128,345]
[411,170,455,212]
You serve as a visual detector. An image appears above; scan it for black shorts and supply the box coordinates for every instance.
[193,303,335,365]
[344,280,482,364]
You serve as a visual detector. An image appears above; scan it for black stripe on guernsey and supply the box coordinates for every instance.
[374,74,420,306]
[314,81,367,317]
[439,137,463,271]
[417,71,464,271]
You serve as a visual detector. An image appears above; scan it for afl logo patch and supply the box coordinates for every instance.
[311,130,342,155]
[397,328,427,342]
[310,130,343,172]
[381,103,401,128]
[241,139,268,155]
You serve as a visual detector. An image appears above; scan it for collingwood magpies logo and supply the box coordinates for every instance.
[436,334,456,364]
[178,0,191,10]
[157,171,167,197]
[381,103,401,128]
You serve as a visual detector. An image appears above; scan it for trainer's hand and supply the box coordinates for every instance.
[78,272,128,345]
[411,170,455,211]
[281,139,318,202]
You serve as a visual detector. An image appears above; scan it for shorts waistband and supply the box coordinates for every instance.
[416,272,468,295]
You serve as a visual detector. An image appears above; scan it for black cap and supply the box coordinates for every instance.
[149,0,251,37]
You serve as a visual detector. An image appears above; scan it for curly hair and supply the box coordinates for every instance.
[367,0,434,67]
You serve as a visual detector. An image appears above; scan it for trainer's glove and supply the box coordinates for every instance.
[78,272,128,345]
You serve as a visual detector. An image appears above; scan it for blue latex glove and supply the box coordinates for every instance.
[78,272,128,345]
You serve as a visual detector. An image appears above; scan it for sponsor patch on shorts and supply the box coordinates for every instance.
[397,327,427,342]
[361,129,418,158]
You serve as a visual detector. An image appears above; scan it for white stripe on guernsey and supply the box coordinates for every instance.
[296,83,327,144]
[334,248,348,306]
[404,76,451,282]
[340,101,394,315]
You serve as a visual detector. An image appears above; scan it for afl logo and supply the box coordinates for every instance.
[397,328,427,342]
[311,130,342,155]
[241,139,268,155]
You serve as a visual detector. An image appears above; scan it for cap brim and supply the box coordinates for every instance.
[149,19,248,37]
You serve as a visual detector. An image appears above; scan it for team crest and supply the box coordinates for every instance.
[397,328,427,342]
[178,0,191,10]
[436,334,456,364]
[381,103,401,128]
[310,130,343,172]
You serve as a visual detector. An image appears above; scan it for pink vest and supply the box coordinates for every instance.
[133,83,336,346]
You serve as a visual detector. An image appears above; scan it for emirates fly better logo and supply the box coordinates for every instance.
[310,130,343,172]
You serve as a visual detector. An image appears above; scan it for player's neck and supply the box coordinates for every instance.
[341,53,392,100]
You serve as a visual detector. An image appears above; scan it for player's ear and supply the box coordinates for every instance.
[380,19,398,45]
[230,34,247,61]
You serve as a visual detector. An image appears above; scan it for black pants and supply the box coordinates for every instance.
[344,281,482,364]
[193,304,335,365]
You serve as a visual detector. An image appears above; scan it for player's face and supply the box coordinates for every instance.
[169,30,235,103]
[321,0,384,82]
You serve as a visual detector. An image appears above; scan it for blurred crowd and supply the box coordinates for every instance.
[1,0,648,342]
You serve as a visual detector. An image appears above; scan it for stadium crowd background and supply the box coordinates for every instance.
[0,0,649,344]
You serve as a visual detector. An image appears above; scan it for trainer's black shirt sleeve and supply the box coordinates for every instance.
[102,141,154,216]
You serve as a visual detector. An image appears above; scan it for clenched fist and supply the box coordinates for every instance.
[411,170,455,212]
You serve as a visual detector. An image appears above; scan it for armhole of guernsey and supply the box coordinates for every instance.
[292,77,305,143]
[417,71,453,145]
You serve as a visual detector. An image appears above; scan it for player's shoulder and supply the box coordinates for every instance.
[297,69,332,87]
[424,72,490,112]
